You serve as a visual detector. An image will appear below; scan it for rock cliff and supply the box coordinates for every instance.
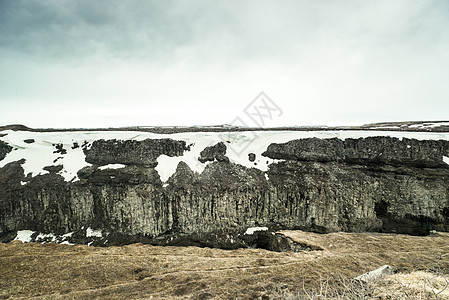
[1,133,448,249]
[0,141,12,161]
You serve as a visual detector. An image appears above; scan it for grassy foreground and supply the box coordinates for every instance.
[1,231,448,299]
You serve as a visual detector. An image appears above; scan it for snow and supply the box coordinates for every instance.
[58,149,92,182]
[36,232,57,243]
[370,126,401,129]
[60,241,75,245]
[98,164,126,170]
[13,230,75,244]
[14,230,35,242]
[443,156,449,165]
[408,122,449,128]
[62,232,74,238]
[369,122,449,130]
[155,154,189,182]
[1,129,449,183]
[428,122,449,127]
[245,226,268,235]
[0,131,93,181]
[86,227,102,238]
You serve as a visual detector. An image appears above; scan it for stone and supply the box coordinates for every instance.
[43,165,64,173]
[354,265,397,282]
[198,142,229,163]
[84,138,188,167]
[248,153,256,162]
[262,137,449,168]
[0,141,12,161]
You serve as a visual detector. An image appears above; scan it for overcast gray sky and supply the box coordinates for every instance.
[1,0,448,128]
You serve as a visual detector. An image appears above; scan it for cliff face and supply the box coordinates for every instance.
[84,139,189,167]
[0,141,12,161]
[1,134,448,248]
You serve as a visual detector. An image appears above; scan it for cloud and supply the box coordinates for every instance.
[0,0,448,127]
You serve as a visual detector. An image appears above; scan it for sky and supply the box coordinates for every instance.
[0,0,448,128]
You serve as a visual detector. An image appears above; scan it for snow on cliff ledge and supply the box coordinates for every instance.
[1,129,449,183]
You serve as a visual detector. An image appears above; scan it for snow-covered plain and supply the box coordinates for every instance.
[408,122,449,128]
[1,129,449,183]
[369,122,449,130]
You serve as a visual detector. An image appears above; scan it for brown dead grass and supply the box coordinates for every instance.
[372,271,449,299]
[0,231,448,299]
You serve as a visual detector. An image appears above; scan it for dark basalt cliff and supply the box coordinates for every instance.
[1,136,448,249]
[0,141,12,161]
[84,139,189,167]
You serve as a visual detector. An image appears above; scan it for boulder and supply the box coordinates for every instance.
[355,265,397,282]
[0,141,12,161]
[198,142,229,163]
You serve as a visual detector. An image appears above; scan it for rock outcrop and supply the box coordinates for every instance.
[198,142,229,163]
[0,141,12,161]
[84,138,189,167]
[262,137,449,168]
[1,136,448,249]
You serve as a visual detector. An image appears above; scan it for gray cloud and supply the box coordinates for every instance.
[0,0,448,127]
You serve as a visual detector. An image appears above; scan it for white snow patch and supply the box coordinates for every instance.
[408,122,449,129]
[86,227,102,238]
[14,230,35,243]
[264,173,269,181]
[13,231,74,244]
[156,155,188,182]
[60,241,75,245]
[98,164,126,170]
[57,149,92,182]
[20,181,27,186]
[62,232,74,238]
[370,126,401,129]
[36,233,57,243]
[443,156,449,165]
[0,131,94,181]
[245,227,268,235]
[407,145,411,149]
[163,183,169,188]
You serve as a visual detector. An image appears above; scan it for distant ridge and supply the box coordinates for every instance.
[1,120,448,133]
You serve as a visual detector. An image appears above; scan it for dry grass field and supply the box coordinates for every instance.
[1,230,448,299]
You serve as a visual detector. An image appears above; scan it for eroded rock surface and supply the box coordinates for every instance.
[262,137,449,168]
[1,136,448,249]
[198,142,229,163]
[84,138,189,167]
[0,141,12,161]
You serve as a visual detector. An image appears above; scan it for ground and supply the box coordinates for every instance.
[1,231,448,299]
